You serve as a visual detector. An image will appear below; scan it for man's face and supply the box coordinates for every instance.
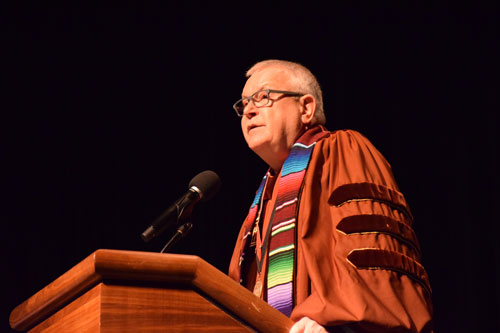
[240,67,304,167]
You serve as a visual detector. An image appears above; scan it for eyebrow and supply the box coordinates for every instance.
[242,85,268,98]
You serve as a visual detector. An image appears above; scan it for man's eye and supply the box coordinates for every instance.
[254,91,269,101]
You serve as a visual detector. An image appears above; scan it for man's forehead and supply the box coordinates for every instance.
[242,67,291,96]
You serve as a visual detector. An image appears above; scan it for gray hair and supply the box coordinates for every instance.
[246,59,326,125]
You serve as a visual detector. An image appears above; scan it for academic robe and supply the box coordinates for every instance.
[229,129,433,332]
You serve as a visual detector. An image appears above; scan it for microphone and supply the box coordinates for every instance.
[141,170,221,243]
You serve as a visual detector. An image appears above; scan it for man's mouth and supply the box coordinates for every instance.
[248,124,261,132]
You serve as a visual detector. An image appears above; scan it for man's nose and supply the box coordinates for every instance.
[243,102,258,118]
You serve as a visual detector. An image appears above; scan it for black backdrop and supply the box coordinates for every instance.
[3,2,497,332]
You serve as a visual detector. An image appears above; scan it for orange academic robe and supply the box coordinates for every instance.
[229,129,433,332]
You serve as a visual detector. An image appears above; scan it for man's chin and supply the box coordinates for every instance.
[245,132,268,148]
[246,139,270,155]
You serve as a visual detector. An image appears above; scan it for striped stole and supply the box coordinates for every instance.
[241,174,268,244]
[240,126,328,317]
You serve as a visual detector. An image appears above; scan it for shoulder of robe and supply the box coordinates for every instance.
[314,129,412,219]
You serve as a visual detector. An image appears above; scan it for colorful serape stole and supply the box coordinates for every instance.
[266,126,328,316]
[239,125,329,316]
[241,173,268,246]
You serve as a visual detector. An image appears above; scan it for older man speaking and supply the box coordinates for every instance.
[228,60,433,332]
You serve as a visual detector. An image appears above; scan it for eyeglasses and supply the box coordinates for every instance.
[233,89,304,117]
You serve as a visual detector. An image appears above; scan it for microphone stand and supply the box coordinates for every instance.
[160,221,193,253]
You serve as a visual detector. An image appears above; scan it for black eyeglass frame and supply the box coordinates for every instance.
[233,89,304,117]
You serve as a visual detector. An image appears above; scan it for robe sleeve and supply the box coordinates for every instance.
[292,130,433,332]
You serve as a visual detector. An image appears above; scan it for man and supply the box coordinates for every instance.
[228,60,433,332]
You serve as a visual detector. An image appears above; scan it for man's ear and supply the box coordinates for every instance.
[300,94,316,125]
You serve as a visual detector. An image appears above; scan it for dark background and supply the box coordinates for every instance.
[2,2,497,332]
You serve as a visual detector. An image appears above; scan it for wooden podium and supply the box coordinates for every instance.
[9,249,293,332]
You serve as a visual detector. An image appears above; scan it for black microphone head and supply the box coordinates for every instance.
[189,170,221,202]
